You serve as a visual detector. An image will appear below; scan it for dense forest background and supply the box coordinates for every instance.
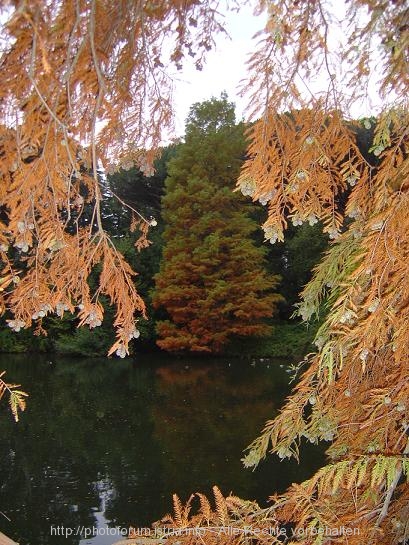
[0,96,374,359]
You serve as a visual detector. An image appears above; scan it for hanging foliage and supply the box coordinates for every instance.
[233,0,409,541]
[0,0,225,363]
[1,0,409,540]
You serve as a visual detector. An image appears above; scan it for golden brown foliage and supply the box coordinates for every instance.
[154,487,275,542]
[234,1,409,542]
[237,106,409,540]
[0,0,226,360]
[0,0,409,541]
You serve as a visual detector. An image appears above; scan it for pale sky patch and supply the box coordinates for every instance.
[170,4,267,134]
[169,1,386,136]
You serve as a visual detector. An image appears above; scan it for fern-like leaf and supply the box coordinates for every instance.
[196,492,212,523]
[172,494,184,527]
[0,371,28,422]
[213,486,228,525]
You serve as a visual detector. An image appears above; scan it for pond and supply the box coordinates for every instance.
[0,354,326,545]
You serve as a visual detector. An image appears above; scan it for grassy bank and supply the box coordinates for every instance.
[225,320,320,360]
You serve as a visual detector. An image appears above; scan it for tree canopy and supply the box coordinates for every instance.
[153,96,281,352]
[0,0,409,542]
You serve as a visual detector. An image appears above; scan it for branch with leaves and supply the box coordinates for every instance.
[0,371,28,422]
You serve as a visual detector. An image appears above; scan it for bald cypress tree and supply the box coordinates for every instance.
[153,96,281,353]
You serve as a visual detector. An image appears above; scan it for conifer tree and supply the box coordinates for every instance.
[153,96,281,353]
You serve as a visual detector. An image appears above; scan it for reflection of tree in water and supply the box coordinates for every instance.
[0,356,325,544]
[151,360,325,506]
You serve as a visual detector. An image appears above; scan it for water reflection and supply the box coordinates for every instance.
[0,355,325,545]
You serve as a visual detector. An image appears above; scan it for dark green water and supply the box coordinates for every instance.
[0,354,325,545]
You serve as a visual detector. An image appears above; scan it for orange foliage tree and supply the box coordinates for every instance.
[1,0,409,541]
[153,96,281,353]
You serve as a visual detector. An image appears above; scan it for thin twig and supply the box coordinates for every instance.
[375,438,409,528]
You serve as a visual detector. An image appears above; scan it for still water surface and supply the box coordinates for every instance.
[0,354,325,545]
